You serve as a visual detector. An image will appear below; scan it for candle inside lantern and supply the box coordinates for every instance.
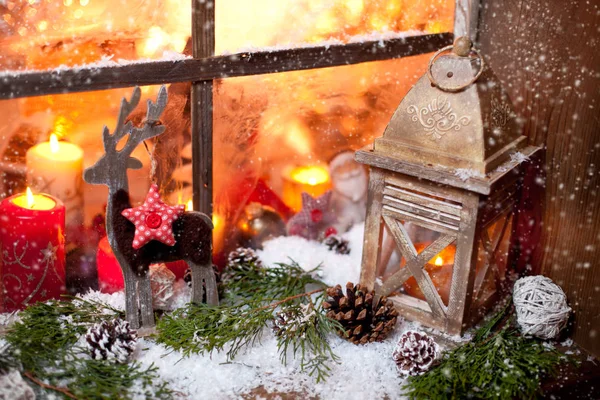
[403,244,456,305]
[26,134,84,227]
[282,165,331,212]
[0,188,66,312]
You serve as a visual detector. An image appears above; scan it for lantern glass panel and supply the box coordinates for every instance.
[472,211,514,308]
[0,0,191,71]
[375,215,456,308]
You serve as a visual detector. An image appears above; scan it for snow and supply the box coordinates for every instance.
[257,223,365,288]
[0,223,441,398]
[0,52,192,79]
[78,222,420,398]
[455,168,484,181]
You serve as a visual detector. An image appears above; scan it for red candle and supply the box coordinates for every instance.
[96,236,188,293]
[0,189,66,312]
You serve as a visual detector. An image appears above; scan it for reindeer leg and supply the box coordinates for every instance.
[137,272,155,328]
[121,266,141,329]
[202,266,219,306]
[189,263,219,305]
[190,263,205,304]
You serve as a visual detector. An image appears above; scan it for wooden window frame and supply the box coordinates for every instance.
[0,0,479,217]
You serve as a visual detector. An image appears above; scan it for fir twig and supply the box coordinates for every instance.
[273,300,343,383]
[4,299,173,399]
[403,300,571,400]
[223,259,326,303]
[257,288,325,311]
[24,371,79,400]
[157,301,273,360]
[159,258,341,383]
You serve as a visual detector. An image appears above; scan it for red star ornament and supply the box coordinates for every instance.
[122,184,185,249]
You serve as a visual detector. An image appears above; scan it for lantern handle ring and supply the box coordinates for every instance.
[427,44,485,92]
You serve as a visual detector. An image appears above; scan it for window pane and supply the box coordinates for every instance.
[0,0,191,71]
[216,0,454,54]
[0,84,190,303]
[210,54,430,255]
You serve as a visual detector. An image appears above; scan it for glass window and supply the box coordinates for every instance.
[0,0,191,71]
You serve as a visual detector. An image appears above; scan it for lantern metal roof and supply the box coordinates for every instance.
[373,38,527,175]
[358,38,539,195]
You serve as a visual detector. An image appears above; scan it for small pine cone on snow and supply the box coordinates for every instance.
[322,235,351,255]
[222,247,263,282]
[272,308,299,337]
[392,330,439,377]
[323,282,399,345]
[227,247,262,270]
[85,318,137,363]
[272,303,317,338]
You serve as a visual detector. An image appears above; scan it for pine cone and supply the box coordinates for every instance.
[272,303,317,338]
[322,235,351,255]
[323,282,399,345]
[272,308,299,337]
[85,318,137,363]
[227,247,262,270]
[392,330,439,377]
[222,247,263,282]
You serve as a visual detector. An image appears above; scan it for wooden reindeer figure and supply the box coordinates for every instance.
[84,86,218,329]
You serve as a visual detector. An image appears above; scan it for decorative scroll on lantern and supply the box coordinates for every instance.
[356,37,540,335]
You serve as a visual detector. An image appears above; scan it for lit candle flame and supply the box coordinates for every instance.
[291,166,329,186]
[26,187,35,209]
[186,199,193,211]
[49,134,60,153]
[434,256,443,266]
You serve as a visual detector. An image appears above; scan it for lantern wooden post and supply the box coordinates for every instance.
[357,38,541,335]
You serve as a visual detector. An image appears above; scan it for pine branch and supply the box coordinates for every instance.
[4,299,172,399]
[157,301,274,360]
[403,301,571,400]
[273,299,343,383]
[223,259,326,303]
[158,258,341,383]
[24,371,78,400]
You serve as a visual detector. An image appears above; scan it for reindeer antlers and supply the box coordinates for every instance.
[102,86,168,155]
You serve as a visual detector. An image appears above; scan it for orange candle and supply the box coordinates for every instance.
[0,188,66,311]
[282,165,331,212]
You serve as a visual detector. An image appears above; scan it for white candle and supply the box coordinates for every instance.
[26,134,84,227]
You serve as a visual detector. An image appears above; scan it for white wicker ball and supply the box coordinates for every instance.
[513,275,571,339]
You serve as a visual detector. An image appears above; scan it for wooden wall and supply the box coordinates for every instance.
[478,0,600,355]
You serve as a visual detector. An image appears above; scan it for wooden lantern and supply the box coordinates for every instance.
[356,37,540,335]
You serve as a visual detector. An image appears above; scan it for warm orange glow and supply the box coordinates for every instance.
[49,134,60,153]
[434,256,443,266]
[186,199,193,211]
[12,188,56,210]
[291,166,330,186]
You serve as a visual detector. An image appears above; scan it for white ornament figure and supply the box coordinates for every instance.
[328,151,368,233]
[513,275,571,340]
